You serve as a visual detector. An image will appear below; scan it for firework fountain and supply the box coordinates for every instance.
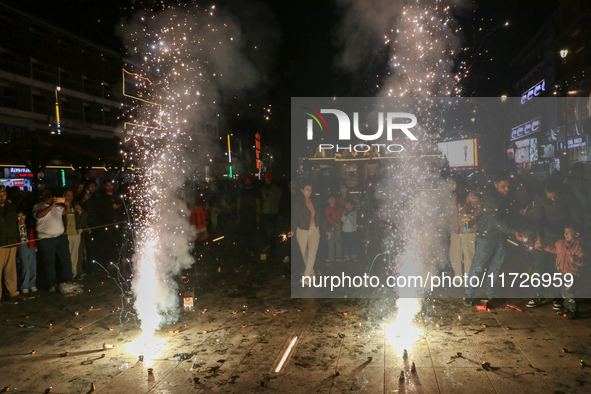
[119,1,273,352]
[337,0,468,351]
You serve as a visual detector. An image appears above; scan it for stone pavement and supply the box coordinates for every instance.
[1,240,591,393]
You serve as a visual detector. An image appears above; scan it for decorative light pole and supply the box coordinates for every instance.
[53,86,62,135]
[558,48,569,172]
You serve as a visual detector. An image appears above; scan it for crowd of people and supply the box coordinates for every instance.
[4,166,589,321]
[186,175,362,277]
[0,180,126,305]
[285,164,591,320]
[451,165,590,319]
[290,181,360,282]
[187,173,292,257]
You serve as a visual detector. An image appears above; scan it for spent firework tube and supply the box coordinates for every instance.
[103,343,114,350]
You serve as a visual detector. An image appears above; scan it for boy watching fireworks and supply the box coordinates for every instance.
[341,200,358,260]
[535,223,586,319]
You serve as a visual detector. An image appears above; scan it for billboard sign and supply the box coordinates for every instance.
[438,139,478,168]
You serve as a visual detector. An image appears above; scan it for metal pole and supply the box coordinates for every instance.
[54,86,61,135]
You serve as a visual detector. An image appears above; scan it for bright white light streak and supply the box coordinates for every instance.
[125,331,169,365]
[385,298,422,353]
[134,229,161,335]
[212,236,225,242]
[275,336,298,373]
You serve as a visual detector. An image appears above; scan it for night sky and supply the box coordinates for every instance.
[15,0,559,160]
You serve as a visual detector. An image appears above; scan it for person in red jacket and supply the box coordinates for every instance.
[190,198,209,242]
[324,196,343,261]
[336,184,355,210]
[17,211,37,293]
[536,223,586,319]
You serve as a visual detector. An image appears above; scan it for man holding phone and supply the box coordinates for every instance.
[33,189,73,292]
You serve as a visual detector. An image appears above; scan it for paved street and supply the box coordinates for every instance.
[2,239,591,393]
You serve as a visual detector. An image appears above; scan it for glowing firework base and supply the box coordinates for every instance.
[1,255,591,393]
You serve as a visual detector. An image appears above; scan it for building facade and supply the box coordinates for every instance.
[510,0,591,176]
[0,3,129,141]
[0,3,224,188]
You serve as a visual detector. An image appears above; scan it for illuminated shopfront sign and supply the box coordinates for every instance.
[567,136,588,149]
[510,117,541,141]
[514,138,538,164]
[521,80,545,104]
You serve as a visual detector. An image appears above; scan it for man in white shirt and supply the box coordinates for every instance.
[33,189,73,292]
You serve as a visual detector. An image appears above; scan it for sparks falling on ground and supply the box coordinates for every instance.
[338,0,466,344]
[120,1,267,335]
[125,330,169,364]
[383,0,463,344]
[386,298,422,352]
[382,1,463,344]
[119,3,229,335]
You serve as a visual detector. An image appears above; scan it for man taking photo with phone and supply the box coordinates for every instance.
[33,189,74,292]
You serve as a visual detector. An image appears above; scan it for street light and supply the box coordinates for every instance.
[557,48,569,171]
[54,86,62,135]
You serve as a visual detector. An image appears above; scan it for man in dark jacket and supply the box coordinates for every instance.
[464,171,525,306]
[0,185,22,305]
[527,178,583,308]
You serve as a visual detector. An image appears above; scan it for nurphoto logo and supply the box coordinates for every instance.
[304,107,418,154]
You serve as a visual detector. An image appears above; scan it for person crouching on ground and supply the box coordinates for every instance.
[535,224,586,319]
